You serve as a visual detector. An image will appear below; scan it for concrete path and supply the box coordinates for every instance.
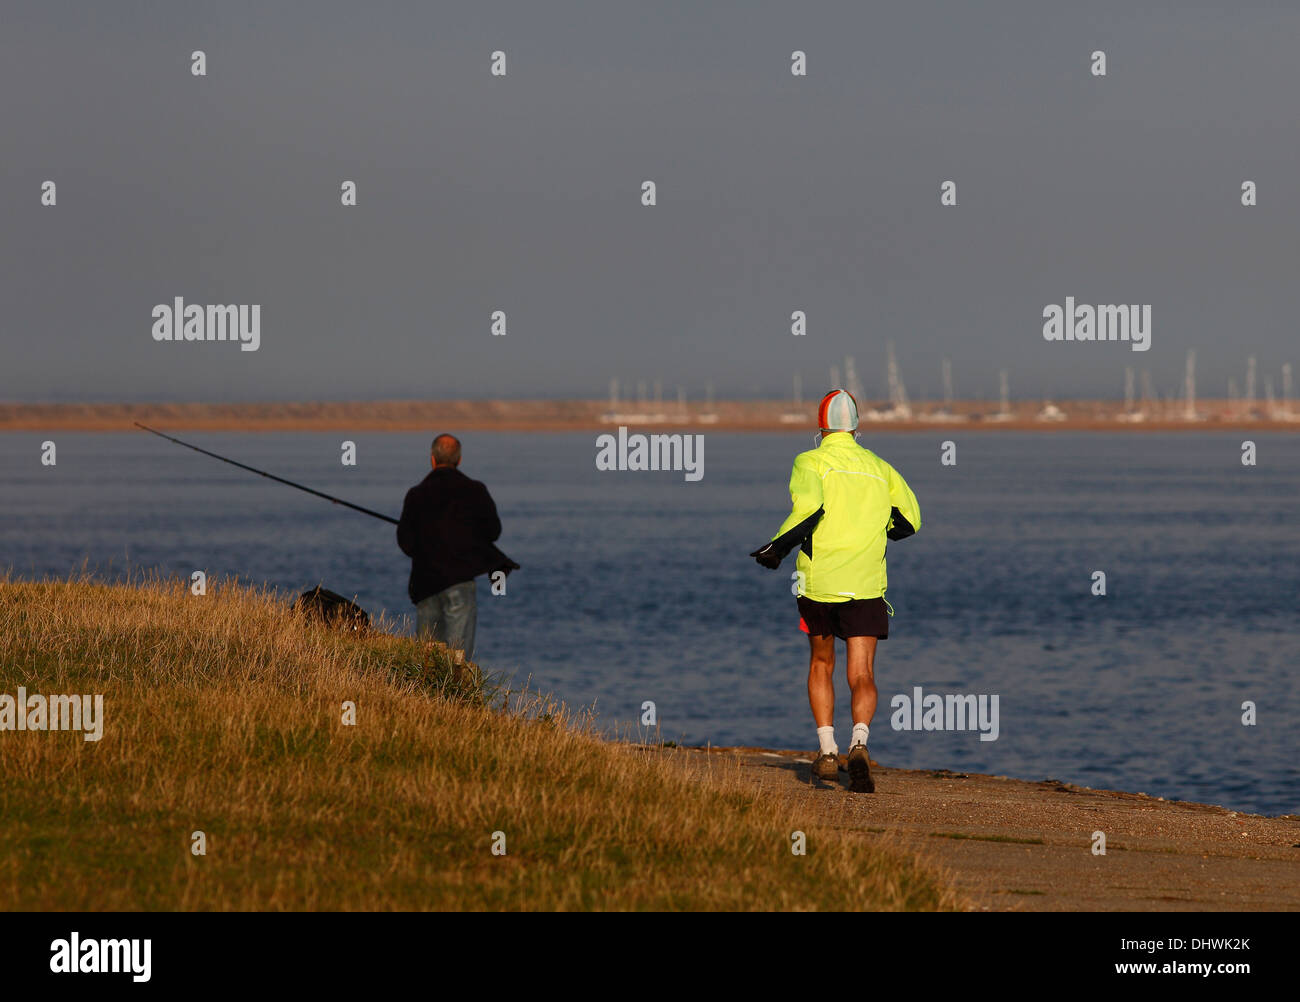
[663,746,1300,911]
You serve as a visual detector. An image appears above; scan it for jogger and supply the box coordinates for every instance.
[751,388,921,792]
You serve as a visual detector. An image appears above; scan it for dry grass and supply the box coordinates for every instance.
[0,573,959,911]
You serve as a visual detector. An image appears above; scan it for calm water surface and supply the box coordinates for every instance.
[2,431,1296,816]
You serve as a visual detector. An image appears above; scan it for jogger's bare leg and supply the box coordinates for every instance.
[844,635,879,791]
[807,633,836,728]
[845,635,879,730]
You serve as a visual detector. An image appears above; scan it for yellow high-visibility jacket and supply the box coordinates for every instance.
[770,432,921,603]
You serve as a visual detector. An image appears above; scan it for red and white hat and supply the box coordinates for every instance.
[817,388,859,431]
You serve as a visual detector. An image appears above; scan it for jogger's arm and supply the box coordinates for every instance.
[774,454,824,538]
[752,506,823,567]
[751,455,824,568]
[885,464,921,540]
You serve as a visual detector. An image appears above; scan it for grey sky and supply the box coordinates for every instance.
[3,1,1298,404]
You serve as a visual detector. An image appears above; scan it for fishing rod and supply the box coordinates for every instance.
[134,422,399,524]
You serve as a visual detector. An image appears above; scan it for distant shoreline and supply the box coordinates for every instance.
[2,399,1299,432]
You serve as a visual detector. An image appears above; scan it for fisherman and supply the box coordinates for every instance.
[750,389,921,793]
[397,434,516,661]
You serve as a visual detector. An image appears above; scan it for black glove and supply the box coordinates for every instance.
[750,507,824,570]
[885,506,916,541]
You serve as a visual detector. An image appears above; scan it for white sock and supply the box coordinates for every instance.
[816,726,838,756]
[851,723,870,748]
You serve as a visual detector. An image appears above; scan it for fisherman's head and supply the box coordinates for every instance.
[817,389,859,437]
[431,433,462,469]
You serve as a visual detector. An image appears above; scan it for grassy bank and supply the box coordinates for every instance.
[0,574,958,910]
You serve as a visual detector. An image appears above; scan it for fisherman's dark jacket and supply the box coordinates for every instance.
[397,467,512,603]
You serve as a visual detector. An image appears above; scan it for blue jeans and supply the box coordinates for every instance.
[415,580,477,660]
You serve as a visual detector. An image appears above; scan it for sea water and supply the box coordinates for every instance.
[1,430,1296,816]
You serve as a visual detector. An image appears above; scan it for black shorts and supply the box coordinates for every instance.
[797,596,889,640]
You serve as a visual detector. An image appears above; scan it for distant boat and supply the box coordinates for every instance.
[863,344,913,421]
[1181,350,1202,422]
[644,380,669,423]
[918,357,967,422]
[1036,401,1067,422]
[601,376,667,424]
[984,370,1014,422]
[697,381,719,424]
[780,371,806,423]
[1117,366,1148,422]
[600,377,623,423]
[916,408,966,422]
